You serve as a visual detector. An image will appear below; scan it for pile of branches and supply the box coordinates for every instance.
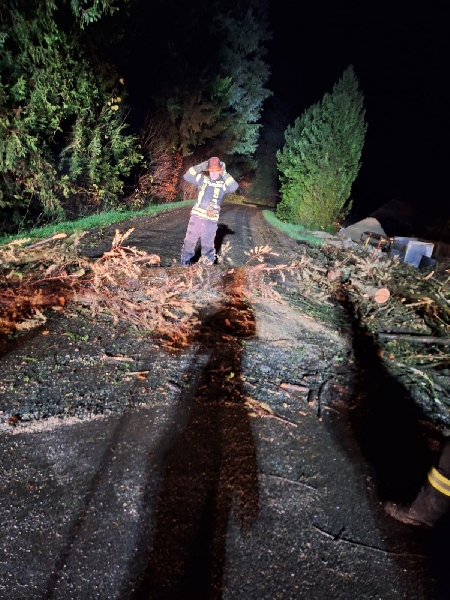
[322,244,448,338]
[0,232,89,332]
[285,242,449,338]
[0,231,292,347]
[283,240,450,423]
[2,227,448,422]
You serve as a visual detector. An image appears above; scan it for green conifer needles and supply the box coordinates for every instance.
[276,66,367,230]
[0,1,140,230]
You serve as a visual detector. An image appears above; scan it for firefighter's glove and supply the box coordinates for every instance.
[198,161,209,171]
[206,203,220,218]
[220,161,226,172]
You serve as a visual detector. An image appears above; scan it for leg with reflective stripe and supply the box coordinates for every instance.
[384,440,450,527]
[428,466,450,496]
[181,215,202,264]
[425,439,450,496]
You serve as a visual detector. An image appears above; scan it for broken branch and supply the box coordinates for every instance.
[377,333,450,345]
[26,233,67,249]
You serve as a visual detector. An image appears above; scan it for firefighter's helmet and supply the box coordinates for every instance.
[208,157,222,172]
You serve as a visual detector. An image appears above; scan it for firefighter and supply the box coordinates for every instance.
[384,440,450,527]
[180,157,238,265]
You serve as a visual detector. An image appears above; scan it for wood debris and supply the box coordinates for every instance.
[284,241,450,424]
[280,382,310,393]
[1,223,449,422]
[100,354,135,363]
[245,396,298,427]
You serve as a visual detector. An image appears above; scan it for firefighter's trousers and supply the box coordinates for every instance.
[181,214,217,264]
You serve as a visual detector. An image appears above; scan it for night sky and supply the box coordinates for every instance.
[119,0,449,223]
[267,0,449,219]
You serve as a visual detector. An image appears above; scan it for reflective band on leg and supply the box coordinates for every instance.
[428,467,450,497]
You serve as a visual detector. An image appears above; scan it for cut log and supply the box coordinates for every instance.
[350,278,390,304]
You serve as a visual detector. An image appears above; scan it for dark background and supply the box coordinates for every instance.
[117,0,449,229]
[267,0,449,222]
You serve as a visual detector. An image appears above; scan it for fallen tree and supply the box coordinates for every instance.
[1,228,449,423]
[0,230,291,345]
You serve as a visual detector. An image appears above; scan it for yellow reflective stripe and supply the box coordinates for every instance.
[429,467,450,487]
[191,206,218,220]
[197,180,208,203]
[189,167,197,176]
[428,467,450,497]
[224,175,234,186]
[212,185,221,202]
[195,173,202,183]
[192,206,208,216]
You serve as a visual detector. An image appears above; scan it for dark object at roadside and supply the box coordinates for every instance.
[384,441,450,528]
[419,255,437,269]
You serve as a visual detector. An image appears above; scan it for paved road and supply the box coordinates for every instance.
[0,205,448,599]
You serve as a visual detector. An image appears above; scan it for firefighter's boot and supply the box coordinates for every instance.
[384,466,450,527]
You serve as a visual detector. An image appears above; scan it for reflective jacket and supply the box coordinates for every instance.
[183,164,238,222]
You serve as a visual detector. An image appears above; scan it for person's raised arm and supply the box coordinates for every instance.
[183,160,209,185]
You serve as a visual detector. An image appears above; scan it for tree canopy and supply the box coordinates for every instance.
[276,66,367,229]
[0,0,273,230]
[0,0,140,230]
[130,0,272,161]
[0,0,270,229]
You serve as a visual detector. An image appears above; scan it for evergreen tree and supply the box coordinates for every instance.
[0,0,139,230]
[164,75,233,158]
[276,66,367,229]
[132,0,271,165]
[214,0,272,158]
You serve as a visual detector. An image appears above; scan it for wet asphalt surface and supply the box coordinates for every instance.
[1,205,450,599]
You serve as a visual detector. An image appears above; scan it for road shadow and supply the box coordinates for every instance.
[337,290,434,502]
[129,268,259,600]
[214,223,235,256]
[191,224,235,264]
[326,288,450,597]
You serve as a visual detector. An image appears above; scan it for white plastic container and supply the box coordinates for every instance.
[404,241,434,268]
[392,238,434,268]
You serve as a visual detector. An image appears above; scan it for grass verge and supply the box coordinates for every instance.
[262,210,323,246]
[0,200,195,246]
